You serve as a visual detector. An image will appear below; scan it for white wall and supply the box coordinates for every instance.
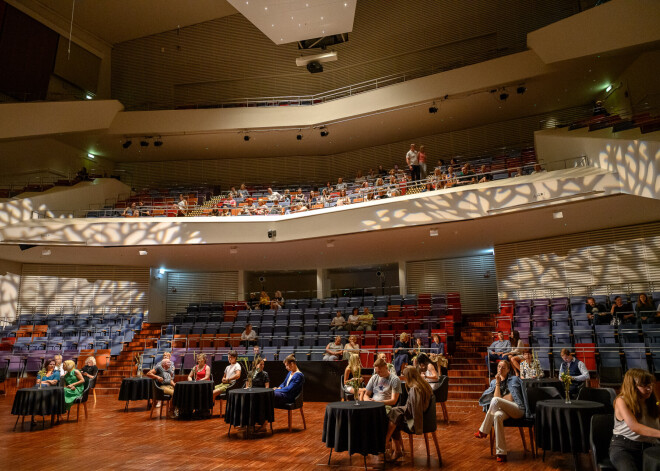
[0,259,21,325]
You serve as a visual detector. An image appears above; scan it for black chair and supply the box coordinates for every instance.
[88,373,98,405]
[339,377,354,401]
[434,375,449,423]
[216,369,245,417]
[0,359,8,395]
[274,390,306,433]
[578,387,616,414]
[149,380,172,419]
[67,377,91,422]
[400,395,442,466]
[590,414,615,471]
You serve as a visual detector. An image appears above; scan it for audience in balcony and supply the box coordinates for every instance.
[273,354,304,408]
[478,165,493,183]
[343,353,364,396]
[415,353,440,391]
[123,202,139,217]
[418,145,427,179]
[36,358,60,387]
[323,336,344,361]
[355,171,366,183]
[210,208,220,216]
[609,368,660,471]
[356,307,374,331]
[413,336,424,358]
[558,348,589,398]
[343,335,360,360]
[336,177,347,191]
[241,324,258,347]
[503,330,524,375]
[518,350,543,379]
[213,350,241,397]
[531,164,546,174]
[259,291,271,311]
[238,183,250,198]
[485,331,511,375]
[406,143,421,181]
[188,353,211,381]
[360,357,402,409]
[267,188,283,201]
[175,194,188,216]
[612,296,635,324]
[394,332,414,375]
[270,290,284,310]
[637,294,659,323]
[384,366,432,462]
[336,189,351,206]
[586,296,609,324]
[329,311,346,332]
[475,360,525,463]
[81,356,98,382]
[346,307,361,331]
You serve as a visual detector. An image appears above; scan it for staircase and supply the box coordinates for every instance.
[446,313,494,410]
[94,323,163,396]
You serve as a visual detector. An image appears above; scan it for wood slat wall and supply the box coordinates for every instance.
[495,222,660,299]
[111,0,579,110]
[406,254,498,314]
[166,271,239,319]
[17,264,150,316]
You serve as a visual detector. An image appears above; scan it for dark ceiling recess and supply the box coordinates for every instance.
[298,33,348,50]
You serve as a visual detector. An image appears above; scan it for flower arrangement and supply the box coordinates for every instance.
[349,361,362,405]
[36,359,47,389]
[530,349,544,378]
[559,370,573,404]
[241,355,262,389]
[133,353,143,377]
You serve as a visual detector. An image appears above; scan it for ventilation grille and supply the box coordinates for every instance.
[495,222,660,299]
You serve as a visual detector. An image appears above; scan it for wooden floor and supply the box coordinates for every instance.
[0,390,583,471]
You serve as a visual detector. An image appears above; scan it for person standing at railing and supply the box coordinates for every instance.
[406,144,420,182]
[418,145,427,179]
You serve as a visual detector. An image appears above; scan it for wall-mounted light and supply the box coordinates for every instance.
[320,129,329,137]
[140,140,149,147]
[139,250,148,256]
[296,134,303,140]
[42,249,51,256]
[230,246,238,254]
[605,84,613,93]
[326,239,335,248]
[122,140,132,149]
[85,93,94,100]
[516,86,526,95]
[553,211,564,219]
[244,135,250,142]
[429,228,439,237]
[154,139,163,147]
[87,153,95,159]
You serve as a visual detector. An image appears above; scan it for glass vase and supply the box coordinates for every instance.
[564,385,571,404]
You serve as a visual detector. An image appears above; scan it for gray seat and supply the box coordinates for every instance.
[590,414,615,470]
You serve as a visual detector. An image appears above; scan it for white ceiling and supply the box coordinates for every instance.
[22,0,238,44]
[227,0,356,44]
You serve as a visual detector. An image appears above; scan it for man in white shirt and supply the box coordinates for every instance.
[406,143,420,182]
[359,358,401,407]
[558,348,589,398]
[267,188,283,201]
[335,177,347,191]
[213,350,242,397]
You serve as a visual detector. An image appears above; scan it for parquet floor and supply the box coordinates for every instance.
[0,392,580,471]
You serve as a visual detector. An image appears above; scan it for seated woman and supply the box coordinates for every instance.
[329,311,346,332]
[518,349,544,379]
[188,353,211,381]
[241,324,258,348]
[346,308,360,331]
[37,358,60,387]
[384,366,433,462]
[413,337,424,358]
[81,356,98,394]
[249,357,270,388]
[259,290,271,311]
[213,351,242,398]
[343,353,364,397]
[270,290,284,311]
[343,335,360,360]
[502,330,524,376]
[393,332,413,375]
[475,360,525,463]
[62,360,86,411]
[609,368,660,470]
[637,294,659,324]
[274,355,304,408]
[430,334,444,355]
[416,353,440,391]
[429,333,448,375]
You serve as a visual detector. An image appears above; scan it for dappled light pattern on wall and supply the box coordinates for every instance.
[495,221,660,300]
[598,139,660,199]
[17,264,150,316]
[0,271,20,324]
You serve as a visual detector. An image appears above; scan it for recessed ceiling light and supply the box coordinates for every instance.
[429,229,439,237]
[87,153,94,159]
[264,6,267,10]
[321,16,324,20]
[553,211,564,219]
[139,250,148,256]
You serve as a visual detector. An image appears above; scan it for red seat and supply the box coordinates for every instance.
[575,343,597,370]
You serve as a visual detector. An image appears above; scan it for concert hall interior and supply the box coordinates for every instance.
[0,0,660,469]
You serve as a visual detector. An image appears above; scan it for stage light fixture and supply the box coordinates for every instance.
[87,153,95,159]
[154,139,163,147]
[428,105,438,114]
[499,92,509,101]
[320,130,329,137]
[140,140,149,147]
[122,140,132,149]
[296,134,303,140]
[244,135,250,141]
[516,86,527,95]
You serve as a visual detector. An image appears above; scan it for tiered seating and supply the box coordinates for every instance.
[162,293,459,367]
[505,291,660,380]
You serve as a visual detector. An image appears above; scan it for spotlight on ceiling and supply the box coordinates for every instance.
[516,86,527,95]
[428,105,438,114]
[154,139,163,147]
[499,92,509,101]
[296,134,303,140]
[122,140,132,149]
[244,135,250,142]
[320,129,329,137]
[140,139,149,147]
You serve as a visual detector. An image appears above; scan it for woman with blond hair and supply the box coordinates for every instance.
[81,356,98,381]
[343,335,360,360]
[343,353,364,396]
[610,368,660,470]
[393,332,413,375]
[188,353,211,381]
[62,360,85,410]
[385,366,433,461]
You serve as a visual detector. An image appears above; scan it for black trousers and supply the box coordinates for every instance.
[609,435,653,471]
[410,165,421,181]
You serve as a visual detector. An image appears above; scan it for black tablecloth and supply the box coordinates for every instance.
[224,388,275,427]
[11,387,66,417]
[523,378,564,395]
[535,399,604,454]
[118,377,153,401]
[322,401,388,457]
[644,446,660,471]
[172,380,214,412]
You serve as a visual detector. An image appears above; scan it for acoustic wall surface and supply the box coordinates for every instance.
[166,271,239,319]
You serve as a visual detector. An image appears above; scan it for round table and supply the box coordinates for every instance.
[644,446,660,471]
[225,388,275,436]
[172,380,214,417]
[322,401,388,467]
[523,378,564,396]
[11,386,66,430]
[535,399,604,469]
[118,377,153,411]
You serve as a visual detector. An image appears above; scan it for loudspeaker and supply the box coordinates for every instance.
[306,61,323,74]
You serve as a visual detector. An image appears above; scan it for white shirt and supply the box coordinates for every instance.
[406,150,419,166]
[241,330,257,341]
[224,363,242,382]
[177,199,188,210]
[268,192,282,201]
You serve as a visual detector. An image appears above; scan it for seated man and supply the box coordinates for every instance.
[558,348,589,398]
[213,351,242,398]
[611,296,635,324]
[329,311,346,332]
[273,354,304,408]
[146,358,176,396]
[241,323,258,347]
[485,331,511,376]
[356,308,374,331]
[323,336,343,361]
[586,296,609,324]
[359,358,401,410]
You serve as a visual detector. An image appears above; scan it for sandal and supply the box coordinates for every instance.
[474,430,487,439]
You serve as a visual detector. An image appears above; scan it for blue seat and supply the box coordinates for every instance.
[595,325,616,345]
[551,344,572,371]
[622,343,648,371]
